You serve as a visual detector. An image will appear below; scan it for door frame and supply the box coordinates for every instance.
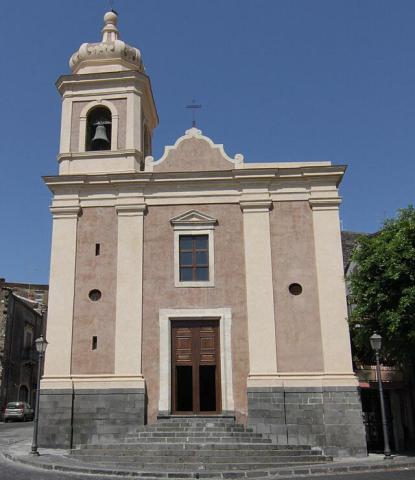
[158,308,234,415]
[171,319,221,414]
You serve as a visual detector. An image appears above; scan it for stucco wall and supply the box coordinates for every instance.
[71,207,117,374]
[270,201,324,372]
[153,138,234,172]
[111,98,127,150]
[70,101,88,152]
[142,204,249,423]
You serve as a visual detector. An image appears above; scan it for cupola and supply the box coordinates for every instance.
[69,11,144,74]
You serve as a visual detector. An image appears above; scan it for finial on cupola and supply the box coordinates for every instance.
[102,10,119,43]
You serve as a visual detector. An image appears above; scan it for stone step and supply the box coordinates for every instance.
[123,437,272,444]
[155,420,236,427]
[72,458,330,471]
[75,443,313,451]
[157,416,236,421]
[128,426,252,433]
[125,432,264,439]
[72,417,332,476]
[72,448,320,458]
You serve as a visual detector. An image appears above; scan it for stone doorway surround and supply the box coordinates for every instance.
[158,308,234,415]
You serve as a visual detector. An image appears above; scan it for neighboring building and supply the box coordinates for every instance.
[39,11,367,457]
[0,279,47,411]
[341,232,415,452]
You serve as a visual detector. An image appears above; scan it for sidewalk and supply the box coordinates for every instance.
[2,436,415,479]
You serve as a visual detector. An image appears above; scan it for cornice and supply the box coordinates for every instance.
[56,70,150,92]
[240,200,273,213]
[49,205,81,218]
[43,164,344,205]
[309,198,342,210]
[57,149,142,163]
[46,162,346,185]
[115,204,147,216]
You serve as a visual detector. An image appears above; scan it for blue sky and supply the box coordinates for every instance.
[1,0,414,284]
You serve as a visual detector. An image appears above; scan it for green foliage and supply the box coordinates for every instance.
[348,205,415,366]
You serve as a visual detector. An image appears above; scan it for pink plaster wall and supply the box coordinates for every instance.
[270,201,324,372]
[142,204,249,423]
[71,207,118,374]
[153,138,235,172]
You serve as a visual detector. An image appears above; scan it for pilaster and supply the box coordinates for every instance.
[114,203,146,388]
[126,92,142,151]
[42,205,80,389]
[309,198,355,377]
[240,199,278,387]
[59,97,72,153]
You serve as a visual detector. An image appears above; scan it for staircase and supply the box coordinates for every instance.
[71,417,332,478]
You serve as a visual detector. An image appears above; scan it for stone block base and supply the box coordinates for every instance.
[247,386,367,457]
[38,388,146,448]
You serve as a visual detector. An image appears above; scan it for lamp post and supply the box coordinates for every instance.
[30,335,48,456]
[370,333,391,458]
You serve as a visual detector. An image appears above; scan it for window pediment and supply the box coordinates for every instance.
[170,210,217,229]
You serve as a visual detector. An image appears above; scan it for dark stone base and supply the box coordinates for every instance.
[38,388,146,448]
[247,386,367,457]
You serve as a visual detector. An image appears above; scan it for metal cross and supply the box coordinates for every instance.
[185,99,202,127]
[109,0,117,12]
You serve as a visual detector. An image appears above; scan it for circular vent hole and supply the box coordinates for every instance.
[288,283,303,296]
[89,289,102,301]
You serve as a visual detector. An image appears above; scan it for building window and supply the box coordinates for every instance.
[170,210,217,288]
[179,235,209,282]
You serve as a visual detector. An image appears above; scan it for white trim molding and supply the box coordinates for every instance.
[158,308,234,414]
[170,210,217,288]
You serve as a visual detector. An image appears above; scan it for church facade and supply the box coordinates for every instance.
[39,12,367,457]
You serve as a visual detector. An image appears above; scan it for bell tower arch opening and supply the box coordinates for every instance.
[86,106,112,151]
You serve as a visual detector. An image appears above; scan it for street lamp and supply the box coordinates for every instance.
[30,335,48,456]
[370,333,391,458]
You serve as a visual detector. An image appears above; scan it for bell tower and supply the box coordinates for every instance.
[57,11,158,174]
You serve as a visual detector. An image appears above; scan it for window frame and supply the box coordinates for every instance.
[171,210,217,288]
[178,234,210,282]
[174,229,214,287]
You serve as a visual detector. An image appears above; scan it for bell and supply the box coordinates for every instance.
[91,124,110,150]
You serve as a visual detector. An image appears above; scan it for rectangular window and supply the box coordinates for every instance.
[23,326,33,349]
[179,235,209,282]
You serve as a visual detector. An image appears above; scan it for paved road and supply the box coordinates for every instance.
[0,421,33,445]
[1,422,415,479]
[1,453,415,480]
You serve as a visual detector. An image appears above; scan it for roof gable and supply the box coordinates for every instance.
[146,128,244,173]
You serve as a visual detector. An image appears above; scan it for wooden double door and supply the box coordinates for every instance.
[171,320,221,414]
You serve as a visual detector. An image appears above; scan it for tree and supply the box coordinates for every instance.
[348,205,415,367]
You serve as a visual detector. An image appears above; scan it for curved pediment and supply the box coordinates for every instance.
[146,128,244,173]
